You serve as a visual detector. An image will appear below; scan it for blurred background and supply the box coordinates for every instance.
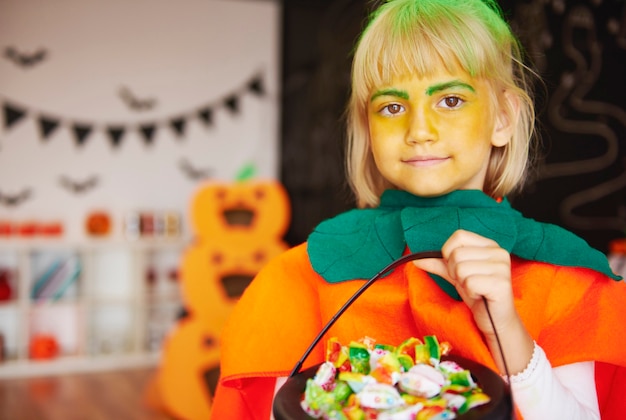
[0,0,624,418]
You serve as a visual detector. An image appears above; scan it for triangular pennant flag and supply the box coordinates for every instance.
[198,108,213,127]
[38,116,60,140]
[140,124,156,145]
[107,126,125,148]
[248,75,265,96]
[170,117,186,137]
[72,124,92,147]
[224,96,239,114]
[4,103,26,129]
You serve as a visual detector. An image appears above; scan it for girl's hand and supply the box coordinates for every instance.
[412,229,518,338]
[414,229,535,375]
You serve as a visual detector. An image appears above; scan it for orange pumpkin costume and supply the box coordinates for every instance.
[212,191,626,419]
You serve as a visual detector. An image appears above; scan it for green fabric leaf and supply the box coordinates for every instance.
[307,190,620,300]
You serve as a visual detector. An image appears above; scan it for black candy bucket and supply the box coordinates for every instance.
[272,251,515,419]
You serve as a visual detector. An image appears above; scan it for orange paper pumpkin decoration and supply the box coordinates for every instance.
[157,179,290,419]
[190,180,290,241]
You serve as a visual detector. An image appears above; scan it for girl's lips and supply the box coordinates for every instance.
[403,156,449,167]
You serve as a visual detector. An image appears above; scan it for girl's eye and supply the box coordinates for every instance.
[379,103,405,116]
[438,96,464,109]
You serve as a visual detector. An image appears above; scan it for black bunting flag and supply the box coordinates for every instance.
[73,124,92,146]
[198,108,213,127]
[248,76,264,96]
[140,124,156,145]
[143,130,154,146]
[170,117,186,137]
[107,126,125,148]
[1,71,266,148]
[224,96,239,114]
[38,116,60,139]
[4,103,26,129]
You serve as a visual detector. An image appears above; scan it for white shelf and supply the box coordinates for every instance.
[0,352,161,378]
[0,240,186,378]
[0,237,190,251]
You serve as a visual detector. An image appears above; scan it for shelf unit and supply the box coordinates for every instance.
[0,238,187,378]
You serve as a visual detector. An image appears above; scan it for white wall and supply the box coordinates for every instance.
[0,0,281,243]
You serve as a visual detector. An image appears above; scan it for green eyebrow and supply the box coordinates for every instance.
[425,80,475,96]
[370,88,409,102]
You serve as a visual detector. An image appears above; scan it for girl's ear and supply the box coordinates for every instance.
[491,90,519,147]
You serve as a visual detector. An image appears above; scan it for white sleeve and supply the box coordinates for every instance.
[270,376,288,420]
[509,343,600,420]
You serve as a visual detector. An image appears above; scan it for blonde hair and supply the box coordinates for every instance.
[346,0,537,208]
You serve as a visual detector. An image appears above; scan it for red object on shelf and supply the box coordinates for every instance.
[140,212,155,236]
[0,221,13,236]
[145,267,157,285]
[18,221,39,237]
[29,334,60,360]
[610,238,626,255]
[40,222,64,237]
[0,220,64,237]
[168,268,179,282]
[0,269,12,301]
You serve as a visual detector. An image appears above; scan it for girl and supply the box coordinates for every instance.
[211,0,626,418]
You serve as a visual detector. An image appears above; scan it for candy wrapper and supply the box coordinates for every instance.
[301,336,490,420]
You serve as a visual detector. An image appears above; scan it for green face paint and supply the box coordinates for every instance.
[425,80,475,96]
[370,88,410,102]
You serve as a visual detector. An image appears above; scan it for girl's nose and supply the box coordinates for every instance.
[406,106,437,144]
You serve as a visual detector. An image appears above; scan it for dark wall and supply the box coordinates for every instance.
[280,0,626,253]
[506,0,626,254]
[280,0,368,246]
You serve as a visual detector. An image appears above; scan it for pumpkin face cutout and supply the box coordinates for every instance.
[156,179,290,419]
[191,181,290,241]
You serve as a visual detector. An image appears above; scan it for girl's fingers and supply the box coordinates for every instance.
[412,258,451,282]
[440,229,501,260]
[414,230,512,302]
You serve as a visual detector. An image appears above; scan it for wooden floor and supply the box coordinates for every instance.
[0,367,173,420]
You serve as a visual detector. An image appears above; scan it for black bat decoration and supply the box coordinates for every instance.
[119,86,157,111]
[4,46,48,68]
[59,175,99,194]
[179,158,212,181]
[0,189,32,207]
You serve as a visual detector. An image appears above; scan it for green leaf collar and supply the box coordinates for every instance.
[307,190,620,300]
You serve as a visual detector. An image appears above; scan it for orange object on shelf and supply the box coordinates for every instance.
[85,211,111,236]
[29,334,60,360]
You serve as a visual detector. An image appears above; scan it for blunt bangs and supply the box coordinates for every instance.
[352,0,514,104]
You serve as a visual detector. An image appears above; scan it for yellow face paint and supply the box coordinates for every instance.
[367,66,508,197]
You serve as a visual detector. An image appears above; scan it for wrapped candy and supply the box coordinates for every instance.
[398,364,446,398]
[357,383,405,409]
[327,337,351,371]
[338,371,375,393]
[302,336,490,420]
[349,341,371,374]
[314,361,338,391]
